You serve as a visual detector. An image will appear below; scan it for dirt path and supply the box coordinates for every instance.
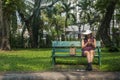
[0,71,120,80]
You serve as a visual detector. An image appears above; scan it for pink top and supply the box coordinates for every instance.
[82,37,95,52]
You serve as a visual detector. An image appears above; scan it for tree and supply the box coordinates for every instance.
[18,0,60,48]
[0,0,3,48]
[97,0,118,48]
[0,0,20,50]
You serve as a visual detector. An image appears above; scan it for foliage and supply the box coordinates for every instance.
[95,0,109,13]
[42,3,65,41]
[77,0,102,31]
[61,2,76,26]
[10,33,23,48]
[2,0,24,16]
[1,0,120,49]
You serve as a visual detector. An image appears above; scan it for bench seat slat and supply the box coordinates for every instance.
[54,48,99,53]
[53,54,99,57]
[54,49,82,52]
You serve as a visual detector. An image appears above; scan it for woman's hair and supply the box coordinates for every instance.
[84,33,93,40]
[84,35,88,40]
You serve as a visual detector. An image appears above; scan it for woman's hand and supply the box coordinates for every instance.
[87,39,92,45]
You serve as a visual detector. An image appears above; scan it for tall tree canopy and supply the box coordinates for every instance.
[96,0,119,48]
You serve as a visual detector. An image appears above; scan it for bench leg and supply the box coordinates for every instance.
[98,56,101,66]
[52,57,56,66]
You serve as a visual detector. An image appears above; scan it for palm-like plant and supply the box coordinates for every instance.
[77,0,100,31]
[43,3,65,41]
[61,2,76,40]
[77,0,91,30]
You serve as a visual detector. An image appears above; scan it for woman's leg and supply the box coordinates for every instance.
[84,51,91,63]
[87,50,95,71]
[90,50,95,63]
[84,51,92,71]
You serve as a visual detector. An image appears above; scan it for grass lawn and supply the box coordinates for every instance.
[0,48,52,72]
[0,48,120,72]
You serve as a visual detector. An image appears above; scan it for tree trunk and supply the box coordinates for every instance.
[31,17,40,48]
[1,15,11,50]
[30,0,41,48]
[0,0,3,48]
[0,0,11,50]
[97,0,117,47]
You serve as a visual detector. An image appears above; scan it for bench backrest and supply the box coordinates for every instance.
[52,41,101,48]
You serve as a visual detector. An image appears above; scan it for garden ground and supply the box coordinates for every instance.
[0,71,120,80]
[0,48,120,80]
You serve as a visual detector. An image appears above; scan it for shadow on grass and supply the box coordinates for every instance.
[52,57,100,71]
[52,48,119,71]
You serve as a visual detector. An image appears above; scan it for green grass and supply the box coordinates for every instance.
[0,48,120,72]
[0,48,52,72]
[100,48,120,71]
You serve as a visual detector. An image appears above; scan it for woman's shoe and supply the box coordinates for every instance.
[88,63,93,71]
[86,63,92,71]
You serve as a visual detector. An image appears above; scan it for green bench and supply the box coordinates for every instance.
[52,41,101,66]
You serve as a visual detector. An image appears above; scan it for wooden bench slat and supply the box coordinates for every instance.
[53,54,80,56]
[54,49,82,52]
[52,41,101,47]
[52,41,81,47]
[53,54,99,57]
[53,48,100,54]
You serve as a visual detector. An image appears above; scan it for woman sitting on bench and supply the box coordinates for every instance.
[81,30,96,71]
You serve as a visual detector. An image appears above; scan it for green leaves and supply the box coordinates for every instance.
[5,0,10,5]
[2,0,25,16]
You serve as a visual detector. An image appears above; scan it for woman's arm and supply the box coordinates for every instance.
[82,39,88,48]
[91,39,96,48]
